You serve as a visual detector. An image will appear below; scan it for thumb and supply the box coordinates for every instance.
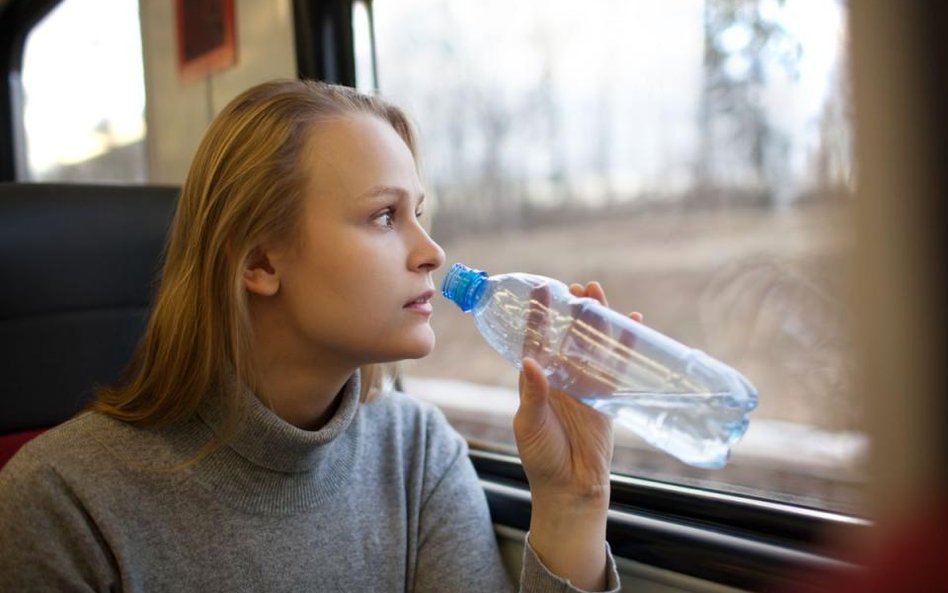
[516,357,550,430]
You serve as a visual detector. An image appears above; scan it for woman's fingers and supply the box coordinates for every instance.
[519,357,549,406]
[585,281,607,307]
[524,284,552,362]
[573,280,641,322]
[515,357,554,446]
[570,281,607,307]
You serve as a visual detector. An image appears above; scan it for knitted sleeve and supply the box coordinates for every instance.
[411,405,620,593]
[0,443,117,592]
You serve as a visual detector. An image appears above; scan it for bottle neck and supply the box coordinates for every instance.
[442,263,489,312]
[466,274,488,310]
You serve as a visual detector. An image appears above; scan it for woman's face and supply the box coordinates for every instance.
[257,114,445,370]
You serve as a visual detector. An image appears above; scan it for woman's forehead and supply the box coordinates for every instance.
[302,114,420,203]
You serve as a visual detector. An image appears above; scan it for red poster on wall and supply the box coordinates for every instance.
[175,0,237,81]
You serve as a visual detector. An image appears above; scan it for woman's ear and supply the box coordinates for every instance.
[243,247,280,296]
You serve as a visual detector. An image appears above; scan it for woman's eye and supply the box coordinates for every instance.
[372,209,395,228]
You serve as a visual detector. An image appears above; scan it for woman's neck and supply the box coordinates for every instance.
[246,294,358,430]
[252,361,352,430]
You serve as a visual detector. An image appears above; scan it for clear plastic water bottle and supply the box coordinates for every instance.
[440,263,758,469]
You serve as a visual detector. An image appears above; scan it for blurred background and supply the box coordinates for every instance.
[19,0,863,515]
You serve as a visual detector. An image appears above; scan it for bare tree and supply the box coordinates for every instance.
[694,0,802,208]
[813,37,853,198]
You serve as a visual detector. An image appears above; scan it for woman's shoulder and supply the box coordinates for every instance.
[0,413,124,496]
[6,413,114,466]
[361,390,468,457]
[2,411,195,484]
[363,389,454,432]
[4,412,128,469]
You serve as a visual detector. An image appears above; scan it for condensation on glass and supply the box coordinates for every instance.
[19,0,147,182]
[373,0,861,515]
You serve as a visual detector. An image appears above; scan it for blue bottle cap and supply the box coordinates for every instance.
[441,263,488,312]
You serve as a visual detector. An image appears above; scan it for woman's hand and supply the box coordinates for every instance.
[513,280,641,590]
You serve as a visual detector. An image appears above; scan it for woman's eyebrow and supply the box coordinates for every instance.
[358,185,425,204]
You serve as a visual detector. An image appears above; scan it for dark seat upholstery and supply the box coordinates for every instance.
[0,183,177,466]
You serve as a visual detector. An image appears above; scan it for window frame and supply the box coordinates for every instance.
[474,449,869,590]
[0,0,62,182]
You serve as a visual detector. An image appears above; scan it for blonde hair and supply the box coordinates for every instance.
[93,79,414,433]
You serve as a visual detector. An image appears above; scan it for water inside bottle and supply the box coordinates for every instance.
[581,391,751,469]
[461,271,757,468]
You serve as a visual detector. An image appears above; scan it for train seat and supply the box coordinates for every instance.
[0,183,177,468]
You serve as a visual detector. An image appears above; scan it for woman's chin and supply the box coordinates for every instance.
[369,333,435,363]
[402,327,438,359]
[402,336,436,360]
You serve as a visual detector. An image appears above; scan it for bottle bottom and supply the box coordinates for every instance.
[581,392,751,469]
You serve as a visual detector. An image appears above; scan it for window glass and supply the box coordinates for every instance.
[373,0,860,514]
[20,0,147,182]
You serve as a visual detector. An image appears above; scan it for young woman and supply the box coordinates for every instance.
[0,80,632,592]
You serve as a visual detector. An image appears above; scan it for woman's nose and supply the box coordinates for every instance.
[411,226,445,272]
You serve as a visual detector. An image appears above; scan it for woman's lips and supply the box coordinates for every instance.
[404,289,435,315]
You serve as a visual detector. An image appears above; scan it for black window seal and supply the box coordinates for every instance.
[471,448,869,591]
[292,0,358,86]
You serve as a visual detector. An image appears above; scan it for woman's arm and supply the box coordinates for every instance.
[514,281,637,591]
[516,357,612,591]
[413,402,620,593]
[411,421,518,593]
[0,446,116,592]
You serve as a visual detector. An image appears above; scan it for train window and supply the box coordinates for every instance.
[372,0,862,515]
[352,0,378,93]
[19,0,147,182]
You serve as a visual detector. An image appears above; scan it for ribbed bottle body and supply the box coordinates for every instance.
[444,265,757,468]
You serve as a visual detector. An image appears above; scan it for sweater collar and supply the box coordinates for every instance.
[197,372,362,473]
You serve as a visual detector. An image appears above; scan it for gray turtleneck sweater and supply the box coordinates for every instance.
[0,376,619,592]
